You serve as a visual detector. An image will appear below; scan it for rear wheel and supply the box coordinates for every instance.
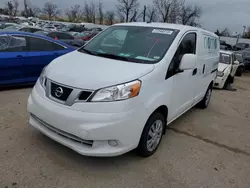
[136,113,165,157]
[197,85,212,109]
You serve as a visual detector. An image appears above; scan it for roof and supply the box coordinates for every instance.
[114,22,217,37]
[0,31,73,49]
[220,50,234,55]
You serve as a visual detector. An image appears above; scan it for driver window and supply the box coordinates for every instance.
[166,32,197,79]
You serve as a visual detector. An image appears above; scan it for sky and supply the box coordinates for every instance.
[0,0,249,34]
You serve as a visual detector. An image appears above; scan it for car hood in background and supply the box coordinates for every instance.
[46,51,154,90]
[218,63,229,72]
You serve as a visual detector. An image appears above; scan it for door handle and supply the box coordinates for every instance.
[192,68,197,75]
[16,55,23,58]
[53,53,59,55]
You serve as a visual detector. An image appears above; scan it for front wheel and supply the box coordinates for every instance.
[136,113,165,157]
[197,85,212,109]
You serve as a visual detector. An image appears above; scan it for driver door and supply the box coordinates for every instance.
[167,32,198,121]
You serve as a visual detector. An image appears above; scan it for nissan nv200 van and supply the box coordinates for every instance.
[28,22,220,157]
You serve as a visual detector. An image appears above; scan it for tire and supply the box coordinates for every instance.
[197,85,212,109]
[235,66,243,77]
[136,113,165,157]
[223,77,229,89]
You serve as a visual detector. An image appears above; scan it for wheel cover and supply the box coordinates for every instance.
[147,120,163,152]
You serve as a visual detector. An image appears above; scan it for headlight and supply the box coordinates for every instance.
[91,80,141,102]
[217,71,224,77]
[39,66,47,87]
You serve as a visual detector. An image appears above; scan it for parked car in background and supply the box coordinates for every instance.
[43,25,58,31]
[0,22,18,29]
[214,51,239,89]
[35,31,85,47]
[3,25,43,33]
[27,23,219,157]
[233,43,250,51]
[73,31,91,40]
[242,48,250,70]
[0,32,75,86]
[82,31,100,41]
[220,40,233,51]
[234,51,245,76]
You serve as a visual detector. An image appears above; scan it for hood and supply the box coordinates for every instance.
[46,51,154,90]
[218,63,229,72]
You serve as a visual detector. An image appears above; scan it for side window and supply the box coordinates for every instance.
[26,36,65,51]
[166,32,197,79]
[0,35,27,52]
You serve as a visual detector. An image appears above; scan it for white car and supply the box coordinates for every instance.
[27,22,219,157]
[214,50,239,89]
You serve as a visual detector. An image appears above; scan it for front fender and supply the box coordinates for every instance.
[143,91,171,121]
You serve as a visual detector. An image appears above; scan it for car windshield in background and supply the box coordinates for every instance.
[78,26,179,64]
[220,53,231,64]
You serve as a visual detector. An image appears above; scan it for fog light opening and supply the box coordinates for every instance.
[108,140,118,147]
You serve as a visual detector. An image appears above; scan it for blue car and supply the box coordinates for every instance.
[0,31,75,86]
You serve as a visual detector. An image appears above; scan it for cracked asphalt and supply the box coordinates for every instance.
[1,74,250,188]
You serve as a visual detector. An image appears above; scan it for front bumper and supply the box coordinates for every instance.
[27,82,146,157]
[214,76,226,89]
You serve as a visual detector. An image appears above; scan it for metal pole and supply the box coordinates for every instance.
[242,26,246,37]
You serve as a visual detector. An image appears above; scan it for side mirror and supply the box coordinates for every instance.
[179,54,197,71]
[233,60,239,65]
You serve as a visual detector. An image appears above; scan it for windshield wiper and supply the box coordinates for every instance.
[95,53,130,61]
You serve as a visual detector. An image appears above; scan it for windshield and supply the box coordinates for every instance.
[220,53,231,64]
[78,26,179,64]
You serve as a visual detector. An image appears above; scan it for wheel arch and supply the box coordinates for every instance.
[148,105,168,134]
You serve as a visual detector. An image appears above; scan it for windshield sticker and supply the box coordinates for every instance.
[153,56,160,59]
[152,29,173,35]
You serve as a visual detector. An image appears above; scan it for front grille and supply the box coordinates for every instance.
[50,82,73,101]
[31,114,93,147]
[78,91,92,100]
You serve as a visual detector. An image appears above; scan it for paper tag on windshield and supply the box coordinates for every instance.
[152,29,173,35]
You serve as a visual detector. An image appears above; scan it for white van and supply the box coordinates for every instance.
[214,50,239,89]
[27,23,219,157]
